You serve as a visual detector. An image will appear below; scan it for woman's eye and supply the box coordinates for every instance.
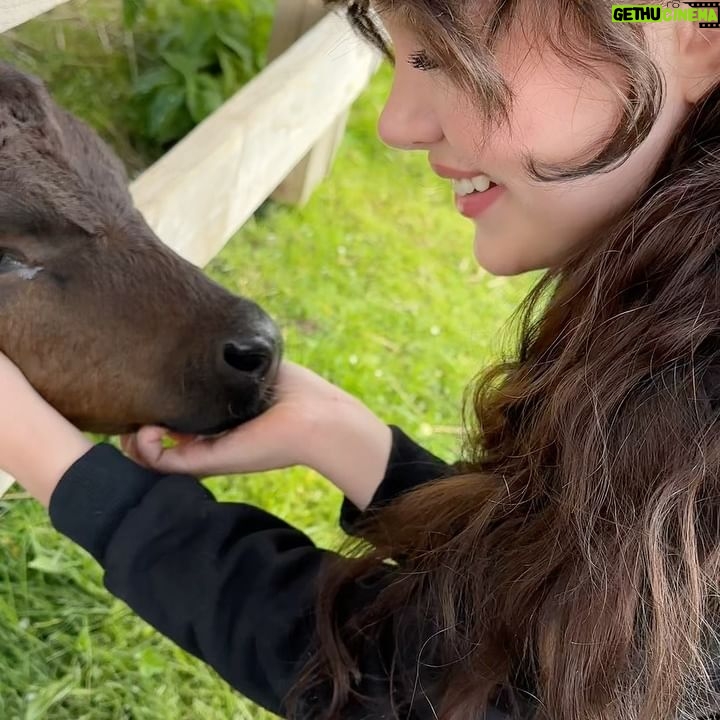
[408,50,440,71]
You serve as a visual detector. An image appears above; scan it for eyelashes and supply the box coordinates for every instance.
[407,50,440,71]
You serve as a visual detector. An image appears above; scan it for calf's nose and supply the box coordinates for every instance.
[221,335,277,381]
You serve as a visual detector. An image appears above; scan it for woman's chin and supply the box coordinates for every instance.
[473,245,525,277]
[472,233,549,277]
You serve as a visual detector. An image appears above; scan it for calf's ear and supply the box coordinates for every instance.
[0,63,65,155]
[0,63,52,129]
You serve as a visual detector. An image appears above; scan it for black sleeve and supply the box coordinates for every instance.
[47,444,394,717]
[47,444,512,720]
[340,425,459,536]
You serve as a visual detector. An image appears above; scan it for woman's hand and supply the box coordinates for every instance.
[122,361,392,510]
[122,362,348,476]
[0,353,92,507]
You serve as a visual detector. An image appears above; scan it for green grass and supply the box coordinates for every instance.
[0,5,537,718]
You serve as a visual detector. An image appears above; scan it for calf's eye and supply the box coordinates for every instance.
[0,251,30,275]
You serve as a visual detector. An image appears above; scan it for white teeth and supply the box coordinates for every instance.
[452,174,492,196]
[472,175,491,192]
[453,178,475,196]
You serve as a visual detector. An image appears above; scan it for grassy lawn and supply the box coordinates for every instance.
[0,3,537,718]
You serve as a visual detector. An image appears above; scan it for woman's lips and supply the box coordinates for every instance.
[429,162,504,218]
[455,184,504,218]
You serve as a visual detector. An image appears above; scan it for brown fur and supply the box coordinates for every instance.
[0,64,281,435]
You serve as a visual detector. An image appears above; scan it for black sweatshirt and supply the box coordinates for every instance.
[48,426,511,720]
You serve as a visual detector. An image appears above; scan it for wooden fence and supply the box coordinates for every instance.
[0,0,381,496]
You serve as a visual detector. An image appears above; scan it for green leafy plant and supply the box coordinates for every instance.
[123,0,275,151]
[122,0,148,26]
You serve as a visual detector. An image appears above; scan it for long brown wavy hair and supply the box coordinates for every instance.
[286,2,720,718]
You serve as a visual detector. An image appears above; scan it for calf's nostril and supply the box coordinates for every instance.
[222,339,274,378]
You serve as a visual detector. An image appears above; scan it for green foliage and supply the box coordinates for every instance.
[0,0,276,172]
[125,0,275,149]
[122,0,147,27]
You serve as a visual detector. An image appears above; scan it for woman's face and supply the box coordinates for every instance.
[376,11,690,276]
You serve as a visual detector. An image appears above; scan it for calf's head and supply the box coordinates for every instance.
[0,64,281,435]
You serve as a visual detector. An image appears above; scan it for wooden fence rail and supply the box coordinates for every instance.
[130,9,379,267]
[0,0,70,33]
[0,0,381,497]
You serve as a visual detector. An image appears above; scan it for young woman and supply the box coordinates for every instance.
[1,1,719,718]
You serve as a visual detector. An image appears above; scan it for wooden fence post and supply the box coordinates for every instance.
[266,0,351,206]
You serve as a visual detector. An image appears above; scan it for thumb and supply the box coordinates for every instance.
[130,426,200,474]
[132,425,239,478]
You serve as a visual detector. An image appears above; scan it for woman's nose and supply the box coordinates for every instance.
[377,79,444,150]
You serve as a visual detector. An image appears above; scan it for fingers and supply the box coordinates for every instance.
[133,426,168,467]
[120,433,148,468]
[116,400,295,479]
[118,427,215,476]
[130,425,225,477]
